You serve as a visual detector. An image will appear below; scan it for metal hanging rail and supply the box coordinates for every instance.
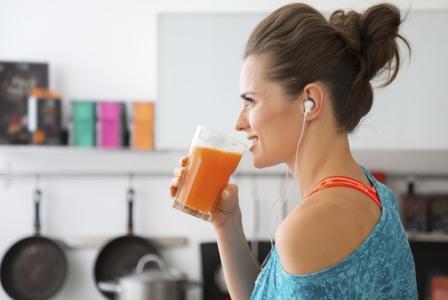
[0,171,448,180]
[0,171,285,180]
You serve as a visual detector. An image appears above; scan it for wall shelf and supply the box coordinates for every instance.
[0,147,448,179]
[59,235,188,250]
[0,145,186,155]
[407,232,448,243]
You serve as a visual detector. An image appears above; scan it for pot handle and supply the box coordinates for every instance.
[98,281,123,293]
[136,254,167,274]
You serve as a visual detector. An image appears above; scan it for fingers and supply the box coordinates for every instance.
[179,156,188,167]
[170,176,181,187]
[174,167,186,177]
[169,176,181,197]
[225,183,239,194]
[170,185,178,198]
[227,183,239,192]
[220,183,239,201]
[169,156,189,198]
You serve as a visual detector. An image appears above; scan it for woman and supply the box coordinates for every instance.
[170,3,417,299]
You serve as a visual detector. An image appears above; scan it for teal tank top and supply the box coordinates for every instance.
[250,165,418,300]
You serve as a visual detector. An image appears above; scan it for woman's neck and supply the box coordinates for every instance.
[288,131,362,200]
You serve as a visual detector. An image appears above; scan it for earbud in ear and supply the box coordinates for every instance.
[304,98,315,114]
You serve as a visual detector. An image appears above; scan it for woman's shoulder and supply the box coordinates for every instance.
[275,187,381,275]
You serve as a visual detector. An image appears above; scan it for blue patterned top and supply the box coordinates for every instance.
[250,166,418,300]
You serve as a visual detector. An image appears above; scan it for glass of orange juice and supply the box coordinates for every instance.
[173,126,246,221]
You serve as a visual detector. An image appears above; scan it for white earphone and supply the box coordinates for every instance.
[269,99,316,247]
[304,98,315,115]
[269,97,316,247]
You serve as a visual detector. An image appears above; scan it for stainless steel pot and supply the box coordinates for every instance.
[99,254,200,300]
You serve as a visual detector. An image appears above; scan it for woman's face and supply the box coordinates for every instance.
[235,54,303,168]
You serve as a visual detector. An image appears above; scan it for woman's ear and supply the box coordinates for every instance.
[302,82,324,121]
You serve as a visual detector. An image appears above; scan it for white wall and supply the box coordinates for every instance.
[1,1,448,299]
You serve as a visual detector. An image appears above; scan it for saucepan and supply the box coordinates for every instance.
[99,254,201,300]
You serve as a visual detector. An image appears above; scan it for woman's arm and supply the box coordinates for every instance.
[214,207,261,300]
[170,158,259,299]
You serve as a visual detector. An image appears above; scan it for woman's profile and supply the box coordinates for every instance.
[170,3,417,299]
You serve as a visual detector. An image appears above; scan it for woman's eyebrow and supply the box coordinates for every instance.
[240,92,257,99]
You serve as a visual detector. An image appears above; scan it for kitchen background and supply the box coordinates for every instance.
[1,0,448,300]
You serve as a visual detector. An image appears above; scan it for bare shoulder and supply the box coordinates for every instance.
[275,188,381,275]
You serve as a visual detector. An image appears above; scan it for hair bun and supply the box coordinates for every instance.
[329,10,362,53]
[330,3,410,86]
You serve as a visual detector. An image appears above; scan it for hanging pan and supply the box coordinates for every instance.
[94,187,160,299]
[0,188,68,300]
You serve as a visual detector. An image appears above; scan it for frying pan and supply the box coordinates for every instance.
[94,188,160,299]
[0,188,68,300]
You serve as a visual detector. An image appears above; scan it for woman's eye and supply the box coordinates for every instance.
[244,98,255,106]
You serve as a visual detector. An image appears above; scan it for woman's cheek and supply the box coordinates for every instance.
[248,107,261,129]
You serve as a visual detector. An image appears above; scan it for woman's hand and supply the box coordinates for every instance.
[169,156,241,230]
[169,156,189,198]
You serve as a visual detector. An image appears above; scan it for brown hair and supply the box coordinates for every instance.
[244,3,411,133]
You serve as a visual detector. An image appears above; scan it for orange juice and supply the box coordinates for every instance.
[174,146,243,221]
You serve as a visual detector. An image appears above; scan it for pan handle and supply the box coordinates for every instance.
[127,188,135,235]
[33,188,42,236]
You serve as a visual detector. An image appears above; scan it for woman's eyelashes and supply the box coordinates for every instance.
[243,96,255,106]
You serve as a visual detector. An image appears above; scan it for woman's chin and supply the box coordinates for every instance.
[253,160,265,169]
[252,153,276,169]
[250,145,282,169]
[251,153,262,168]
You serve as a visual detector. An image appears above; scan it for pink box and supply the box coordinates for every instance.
[97,102,122,149]
[97,102,121,122]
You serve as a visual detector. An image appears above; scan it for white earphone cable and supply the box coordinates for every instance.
[268,110,309,248]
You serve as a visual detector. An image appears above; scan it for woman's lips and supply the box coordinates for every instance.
[248,136,259,151]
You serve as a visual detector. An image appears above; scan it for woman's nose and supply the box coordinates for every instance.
[234,109,249,132]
